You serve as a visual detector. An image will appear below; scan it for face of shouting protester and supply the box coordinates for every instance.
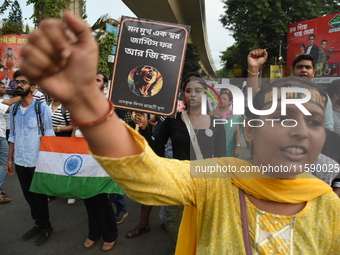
[245,98,326,178]
[183,80,205,110]
[14,76,33,96]
[138,66,157,86]
[292,60,315,79]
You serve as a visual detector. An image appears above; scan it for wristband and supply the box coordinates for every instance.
[71,100,114,127]
[247,69,260,76]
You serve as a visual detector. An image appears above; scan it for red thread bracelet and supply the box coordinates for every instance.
[71,100,115,127]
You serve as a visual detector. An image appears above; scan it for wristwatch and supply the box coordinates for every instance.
[56,126,61,132]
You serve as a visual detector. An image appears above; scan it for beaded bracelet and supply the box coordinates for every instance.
[71,100,114,127]
[247,69,260,76]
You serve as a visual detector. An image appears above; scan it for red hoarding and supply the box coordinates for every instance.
[287,12,340,77]
[0,34,28,93]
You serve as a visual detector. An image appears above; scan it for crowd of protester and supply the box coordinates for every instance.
[1,11,340,254]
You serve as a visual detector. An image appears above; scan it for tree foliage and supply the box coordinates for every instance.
[182,43,201,77]
[0,0,23,35]
[91,14,119,77]
[215,67,234,78]
[0,0,12,15]
[91,14,119,31]
[26,0,87,26]
[25,24,30,34]
[97,32,117,78]
[8,0,23,33]
[0,19,23,35]
[26,0,71,25]
[220,0,340,76]
[80,0,87,20]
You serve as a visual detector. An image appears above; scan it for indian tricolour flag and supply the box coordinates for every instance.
[30,136,124,199]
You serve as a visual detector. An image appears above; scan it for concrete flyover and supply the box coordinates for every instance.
[122,0,216,78]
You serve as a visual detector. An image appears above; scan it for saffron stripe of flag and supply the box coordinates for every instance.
[30,136,124,199]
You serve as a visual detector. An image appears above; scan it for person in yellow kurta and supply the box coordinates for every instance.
[19,12,340,255]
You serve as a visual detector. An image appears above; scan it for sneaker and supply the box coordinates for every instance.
[35,227,53,246]
[115,211,128,224]
[67,198,76,205]
[21,226,42,241]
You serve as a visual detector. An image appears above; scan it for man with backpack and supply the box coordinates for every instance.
[6,71,55,246]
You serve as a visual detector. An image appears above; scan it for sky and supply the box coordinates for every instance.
[1,0,235,70]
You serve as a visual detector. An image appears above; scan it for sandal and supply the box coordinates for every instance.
[126,224,150,239]
[102,241,115,252]
[84,238,96,248]
[0,194,11,203]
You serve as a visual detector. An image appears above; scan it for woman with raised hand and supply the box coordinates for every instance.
[20,12,340,254]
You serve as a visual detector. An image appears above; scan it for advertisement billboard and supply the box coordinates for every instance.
[287,12,340,78]
[0,34,28,93]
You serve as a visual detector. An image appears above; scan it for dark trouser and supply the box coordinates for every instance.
[164,205,184,255]
[83,193,118,242]
[15,164,51,229]
[109,193,126,212]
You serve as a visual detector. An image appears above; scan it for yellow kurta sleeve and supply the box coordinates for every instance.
[92,125,198,206]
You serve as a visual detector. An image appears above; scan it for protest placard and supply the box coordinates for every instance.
[110,16,190,116]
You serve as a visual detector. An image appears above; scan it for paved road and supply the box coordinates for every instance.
[0,173,170,255]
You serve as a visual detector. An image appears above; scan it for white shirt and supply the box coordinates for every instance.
[0,99,9,138]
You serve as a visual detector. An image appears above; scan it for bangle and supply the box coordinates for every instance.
[247,69,260,76]
[71,100,114,127]
[56,126,60,132]
[235,144,241,148]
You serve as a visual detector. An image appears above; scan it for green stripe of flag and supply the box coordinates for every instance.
[30,172,124,199]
